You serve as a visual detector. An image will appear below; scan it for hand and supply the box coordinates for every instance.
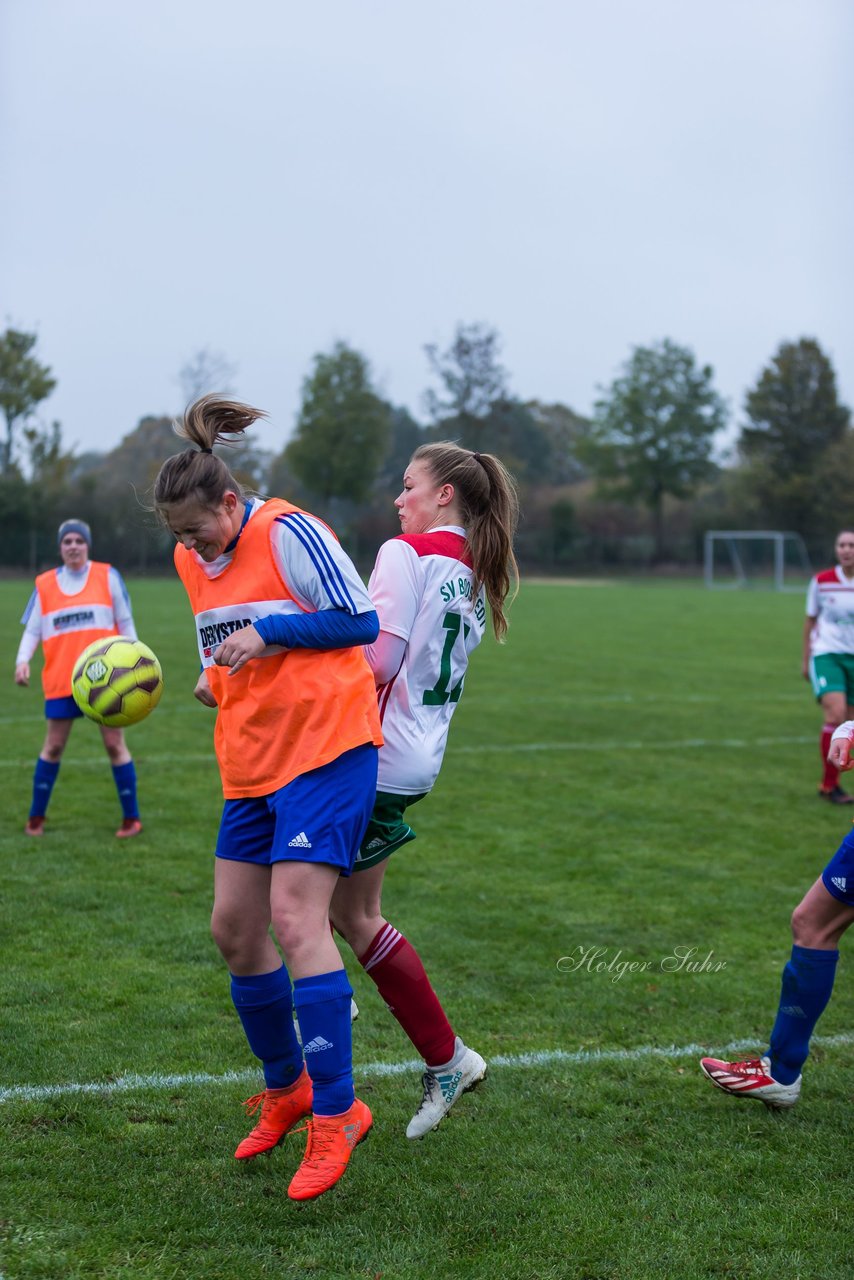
[15,662,30,686]
[828,737,854,771]
[193,672,217,707]
[213,624,266,675]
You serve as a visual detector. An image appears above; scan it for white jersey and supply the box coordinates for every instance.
[806,566,854,656]
[369,526,486,795]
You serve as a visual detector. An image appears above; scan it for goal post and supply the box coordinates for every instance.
[704,531,813,592]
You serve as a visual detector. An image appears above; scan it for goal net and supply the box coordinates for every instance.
[704,530,813,591]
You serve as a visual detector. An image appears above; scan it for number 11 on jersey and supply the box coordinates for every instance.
[423,612,471,706]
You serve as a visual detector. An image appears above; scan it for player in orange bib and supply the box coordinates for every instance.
[14,519,143,838]
[153,395,382,1203]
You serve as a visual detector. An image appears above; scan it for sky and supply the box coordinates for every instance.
[2,0,852,461]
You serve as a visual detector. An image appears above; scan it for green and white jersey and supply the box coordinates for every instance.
[807,567,854,656]
[369,526,486,795]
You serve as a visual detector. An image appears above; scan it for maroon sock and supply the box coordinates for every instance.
[822,724,839,791]
[360,923,456,1066]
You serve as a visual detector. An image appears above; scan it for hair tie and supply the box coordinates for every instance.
[200,446,213,454]
[473,452,482,463]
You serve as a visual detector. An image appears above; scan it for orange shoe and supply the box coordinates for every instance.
[25,816,45,837]
[287,1098,372,1202]
[116,818,143,838]
[234,1068,313,1160]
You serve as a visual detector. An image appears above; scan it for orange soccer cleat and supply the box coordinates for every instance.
[116,818,143,838]
[234,1068,314,1160]
[287,1098,372,1201]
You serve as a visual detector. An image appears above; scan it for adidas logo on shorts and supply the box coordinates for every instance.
[831,876,847,892]
[287,831,312,848]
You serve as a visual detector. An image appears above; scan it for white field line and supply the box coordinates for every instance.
[0,735,817,768]
[2,1033,852,1105]
[0,692,808,726]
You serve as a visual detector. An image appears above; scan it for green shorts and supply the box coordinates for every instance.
[809,653,854,702]
[353,790,428,872]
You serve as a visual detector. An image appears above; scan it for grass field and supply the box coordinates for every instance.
[1,577,852,1280]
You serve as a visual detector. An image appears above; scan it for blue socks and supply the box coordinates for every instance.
[230,967,304,1090]
[30,758,60,818]
[293,968,354,1116]
[111,761,139,820]
[230,965,355,1111]
[31,759,139,821]
[768,945,839,1084]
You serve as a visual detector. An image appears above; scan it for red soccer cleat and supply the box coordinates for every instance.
[116,818,143,838]
[700,1054,801,1109]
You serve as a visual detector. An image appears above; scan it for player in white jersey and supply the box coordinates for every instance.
[802,529,854,803]
[330,441,519,1139]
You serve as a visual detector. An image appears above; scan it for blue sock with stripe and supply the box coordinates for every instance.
[111,761,139,820]
[293,968,354,1116]
[31,758,60,818]
[768,945,839,1084]
[230,967,304,1090]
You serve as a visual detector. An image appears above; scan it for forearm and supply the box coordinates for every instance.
[803,617,816,662]
[364,631,408,686]
[16,629,40,665]
[254,608,379,651]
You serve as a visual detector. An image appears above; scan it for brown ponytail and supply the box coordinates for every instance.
[152,395,266,514]
[412,442,519,640]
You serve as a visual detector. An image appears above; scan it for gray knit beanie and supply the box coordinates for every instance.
[57,519,92,550]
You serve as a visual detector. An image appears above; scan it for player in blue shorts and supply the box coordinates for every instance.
[700,724,854,1107]
[14,519,143,838]
[153,395,383,1201]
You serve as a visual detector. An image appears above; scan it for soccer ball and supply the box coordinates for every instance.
[71,636,163,727]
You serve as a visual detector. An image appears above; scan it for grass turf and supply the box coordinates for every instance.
[1,577,852,1279]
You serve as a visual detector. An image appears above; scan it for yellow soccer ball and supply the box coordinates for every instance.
[71,636,163,728]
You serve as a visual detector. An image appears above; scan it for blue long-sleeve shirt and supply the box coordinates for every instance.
[254,607,378,651]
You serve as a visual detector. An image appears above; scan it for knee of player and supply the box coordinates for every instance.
[269,904,314,956]
[328,901,358,941]
[791,897,824,947]
[101,733,128,764]
[210,905,245,954]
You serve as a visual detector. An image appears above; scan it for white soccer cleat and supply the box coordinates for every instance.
[700,1053,801,1109]
[406,1038,487,1139]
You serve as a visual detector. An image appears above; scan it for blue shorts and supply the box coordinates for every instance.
[45,696,83,720]
[822,828,854,907]
[215,743,378,874]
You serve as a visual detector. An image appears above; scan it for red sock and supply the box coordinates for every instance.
[822,724,839,791]
[359,923,456,1066]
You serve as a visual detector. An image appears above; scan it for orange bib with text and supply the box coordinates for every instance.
[174,499,382,799]
[35,561,119,699]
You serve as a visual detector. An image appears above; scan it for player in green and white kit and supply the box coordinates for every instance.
[330,443,519,1138]
[803,529,854,803]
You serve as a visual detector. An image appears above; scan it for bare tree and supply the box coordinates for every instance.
[178,347,238,406]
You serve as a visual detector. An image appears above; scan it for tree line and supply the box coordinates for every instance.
[0,323,849,574]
